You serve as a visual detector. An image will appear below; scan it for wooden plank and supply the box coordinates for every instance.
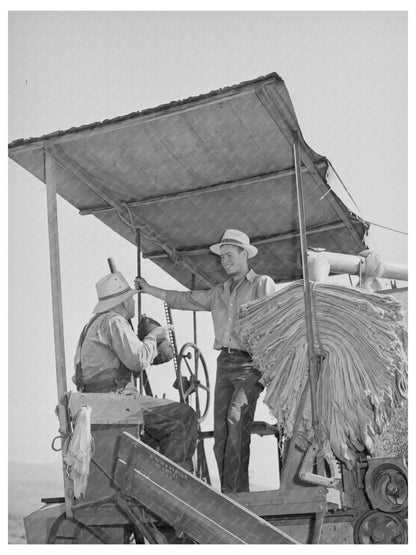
[114,432,298,544]
[45,148,73,516]
[229,489,326,517]
[45,150,68,416]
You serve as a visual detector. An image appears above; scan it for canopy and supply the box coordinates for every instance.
[8,73,368,289]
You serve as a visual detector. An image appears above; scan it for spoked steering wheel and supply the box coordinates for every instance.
[176,342,210,422]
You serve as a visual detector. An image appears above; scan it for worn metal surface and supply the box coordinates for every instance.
[8,73,367,289]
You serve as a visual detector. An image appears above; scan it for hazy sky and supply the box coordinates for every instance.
[8,9,408,493]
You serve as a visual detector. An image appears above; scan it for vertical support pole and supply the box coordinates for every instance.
[293,131,320,428]
[136,229,142,324]
[192,274,197,345]
[292,133,325,543]
[44,147,73,516]
[135,229,143,394]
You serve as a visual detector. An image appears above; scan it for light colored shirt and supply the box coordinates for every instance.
[72,311,157,386]
[166,269,276,350]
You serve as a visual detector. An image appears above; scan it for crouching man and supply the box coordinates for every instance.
[72,271,198,471]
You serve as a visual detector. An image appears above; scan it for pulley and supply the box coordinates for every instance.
[175,342,211,422]
[364,457,408,513]
[353,510,407,544]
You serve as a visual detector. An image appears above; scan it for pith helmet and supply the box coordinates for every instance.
[93,271,137,313]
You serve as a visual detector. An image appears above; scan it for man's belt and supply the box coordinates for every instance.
[221,347,251,357]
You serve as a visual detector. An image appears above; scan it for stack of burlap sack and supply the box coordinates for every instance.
[235,281,407,468]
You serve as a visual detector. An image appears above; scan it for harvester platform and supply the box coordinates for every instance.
[114,431,297,544]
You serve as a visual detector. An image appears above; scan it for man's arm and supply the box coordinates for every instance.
[135,277,214,312]
[108,314,171,372]
[135,277,167,301]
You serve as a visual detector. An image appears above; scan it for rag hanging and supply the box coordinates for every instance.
[63,405,94,498]
[234,281,407,468]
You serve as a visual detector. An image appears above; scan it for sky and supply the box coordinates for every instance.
[7,6,410,500]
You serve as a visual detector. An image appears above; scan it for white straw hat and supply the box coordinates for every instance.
[93,271,137,313]
[209,229,258,259]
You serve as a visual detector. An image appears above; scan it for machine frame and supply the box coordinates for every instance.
[9,73,408,544]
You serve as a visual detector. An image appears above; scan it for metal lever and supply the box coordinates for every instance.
[298,443,340,488]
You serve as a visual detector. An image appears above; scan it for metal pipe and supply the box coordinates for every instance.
[136,230,142,323]
[107,257,117,273]
[293,131,321,432]
[135,230,143,394]
[280,379,311,490]
[192,274,197,345]
[312,250,408,281]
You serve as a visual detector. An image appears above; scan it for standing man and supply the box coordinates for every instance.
[73,271,198,471]
[136,230,276,493]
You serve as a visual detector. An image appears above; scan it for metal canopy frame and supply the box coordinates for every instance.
[9,73,369,291]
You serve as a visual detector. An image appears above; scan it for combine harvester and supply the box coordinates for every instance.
[9,73,407,544]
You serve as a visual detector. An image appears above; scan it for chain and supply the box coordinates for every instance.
[164,303,181,381]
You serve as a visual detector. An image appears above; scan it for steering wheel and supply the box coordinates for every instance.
[176,342,210,422]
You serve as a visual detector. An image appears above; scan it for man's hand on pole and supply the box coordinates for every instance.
[134,277,167,301]
[135,276,149,293]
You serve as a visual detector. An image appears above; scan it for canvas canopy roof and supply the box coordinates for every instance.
[8,73,368,289]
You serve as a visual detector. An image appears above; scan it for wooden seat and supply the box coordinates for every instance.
[67,391,144,426]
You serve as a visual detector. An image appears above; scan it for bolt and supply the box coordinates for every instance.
[371,527,385,543]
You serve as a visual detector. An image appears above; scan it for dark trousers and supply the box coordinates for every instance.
[213,350,262,493]
[139,396,198,471]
